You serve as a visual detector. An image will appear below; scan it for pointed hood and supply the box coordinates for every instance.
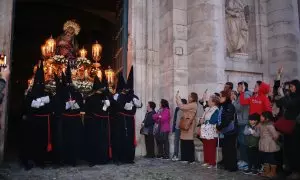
[54,73,63,94]
[102,70,109,89]
[126,66,133,90]
[92,75,104,90]
[31,61,45,97]
[33,61,45,85]
[61,71,66,87]
[116,71,126,92]
[66,62,72,85]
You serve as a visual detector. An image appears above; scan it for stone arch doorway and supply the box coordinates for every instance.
[0,0,130,163]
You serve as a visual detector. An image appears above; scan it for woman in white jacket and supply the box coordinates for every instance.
[199,94,220,168]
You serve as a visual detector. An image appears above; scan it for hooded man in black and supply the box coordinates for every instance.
[84,72,112,166]
[51,73,65,166]
[21,61,53,169]
[59,62,84,166]
[111,66,142,164]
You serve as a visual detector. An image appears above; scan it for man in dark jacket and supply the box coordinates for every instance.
[233,81,252,170]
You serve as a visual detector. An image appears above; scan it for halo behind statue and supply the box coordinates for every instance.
[63,20,81,35]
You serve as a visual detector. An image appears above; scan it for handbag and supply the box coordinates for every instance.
[140,126,149,135]
[201,121,217,139]
[220,113,236,134]
[179,110,197,131]
[221,121,235,134]
[274,116,296,134]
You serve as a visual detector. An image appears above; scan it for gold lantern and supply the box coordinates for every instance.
[92,41,102,62]
[79,46,87,58]
[105,66,115,85]
[41,44,47,58]
[45,35,56,57]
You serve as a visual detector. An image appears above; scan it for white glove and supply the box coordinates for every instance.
[41,96,50,104]
[124,102,133,110]
[249,128,255,135]
[133,98,142,108]
[102,100,110,111]
[65,100,80,110]
[31,100,39,108]
[113,93,119,101]
[104,100,110,107]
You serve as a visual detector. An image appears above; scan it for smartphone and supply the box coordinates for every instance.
[204,89,208,93]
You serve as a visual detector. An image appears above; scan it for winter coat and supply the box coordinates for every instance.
[244,124,259,147]
[258,122,280,153]
[178,102,198,140]
[240,82,272,115]
[233,91,252,125]
[216,101,237,135]
[153,108,171,133]
[275,80,300,121]
[172,107,180,132]
[143,110,156,133]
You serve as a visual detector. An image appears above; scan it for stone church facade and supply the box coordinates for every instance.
[0,0,300,160]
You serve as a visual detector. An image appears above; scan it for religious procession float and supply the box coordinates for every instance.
[27,20,116,96]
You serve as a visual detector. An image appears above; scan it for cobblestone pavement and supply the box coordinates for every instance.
[0,158,262,180]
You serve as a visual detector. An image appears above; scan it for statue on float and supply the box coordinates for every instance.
[56,20,80,66]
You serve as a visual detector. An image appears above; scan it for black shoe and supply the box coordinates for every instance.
[243,169,253,175]
[89,163,95,167]
[251,170,258,175]
[162,156,170,160]
[24,164,33,171]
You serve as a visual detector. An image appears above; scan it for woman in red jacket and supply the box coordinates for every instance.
[240,81,272,115]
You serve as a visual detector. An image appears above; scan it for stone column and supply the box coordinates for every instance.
[159,0,189,114]
[187,0,226,96]
[0,0,14,163]
[267,0,300,80]
[129,0,160,156]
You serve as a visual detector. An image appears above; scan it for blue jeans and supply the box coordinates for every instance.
[173,129,180,157]
[238,125,248,162]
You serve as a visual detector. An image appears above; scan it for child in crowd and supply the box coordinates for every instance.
[258,111,280,178]
[243,113,260,175]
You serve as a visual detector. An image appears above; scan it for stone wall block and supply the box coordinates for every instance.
[173,9,187,25]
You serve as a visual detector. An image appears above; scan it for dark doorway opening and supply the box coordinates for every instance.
[6,0,128,162]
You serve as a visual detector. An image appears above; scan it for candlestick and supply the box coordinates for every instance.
[4,55,6,65]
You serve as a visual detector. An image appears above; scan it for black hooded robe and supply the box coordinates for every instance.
[60,88,84,166]
[112,93,140,163]
[21,91,54,167]
[84,92,112,165]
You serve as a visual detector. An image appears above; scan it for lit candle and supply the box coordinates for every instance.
[46,36,56,55]
[79,47,87,58]
[92,41,102,61]
[4,55,6,65]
